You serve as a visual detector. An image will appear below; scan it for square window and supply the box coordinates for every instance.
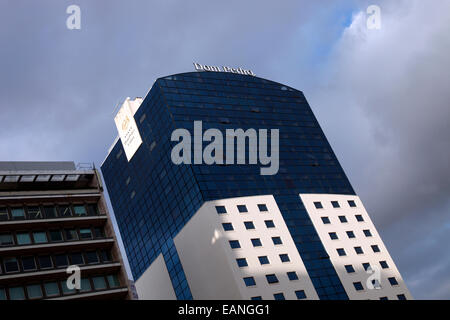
[279,254,290,263]
[222,223,234,231]
[355,215,364,222]
[397,294,407,300]
[380,296,389,300]
[0,207,9,221]
[107,274,120,288]
[0,288,6,300]
[295,290,307,299]
[251,238,262,247]
[363,229,372,237]
[236,258,248,268]
[354,246,364,254]
[79,228,93,240]
[353,282,364,291]
[49,230,63,242]
[388,277,399,286]
[33,231,48,243]
[313,201,323,209]
[348,200,357,207]
[9,287,25,300]
[54,254,69,268]
[243,277,256,287]
[70,252,84,265]
[21,256,37,271]
[38,256,53,269]
[85,251,99,264]
[287,271,299,281]
[99,250,112,262]
[338,216,348,223]
[58,206,72,217]
[329,232,338,240]
[215,206,227,214]
[336,248,346,256]
[264,220,275,228]
[86,204,98,216]
[251,296,262,300]
[16,232,32,245]
[11,208,25,220]
[92,276,107,290]
[346,231,355,239]
[60,281,76,295]
[93,227,105,238]
[64,229,79,241]
[229,240,241,249]
[80,278,92,292]
[345,265,355,273]
[73,205,87,216]
[266,274,279,284]
[244,221,255,230]
[321,217,331,224]
[44,282,60,297]
[371,245,381,253]
[27,207,42,219]
[380,261,389,269]
[26,284,43,299]
[237,205,248,213]
[257,204,268,212]
[0,233,14,246]
[272,236,283,245]
[43,206,58,219]
[362,263,371,271]
[258,256,270,265]
[274,293,285,300]
[331,201,340,208]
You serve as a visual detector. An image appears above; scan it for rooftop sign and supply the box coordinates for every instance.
[194,62,255,76]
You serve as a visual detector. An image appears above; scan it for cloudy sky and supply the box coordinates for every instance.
[1,0,449,299]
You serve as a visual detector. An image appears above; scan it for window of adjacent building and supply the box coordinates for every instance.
[287,271,299,281]
[73,205,87,216]
[346,231,355,239]
[0,233,14,246]
[215,206,227,214]
[251,238,262,247]
[362,229,372,237]
[279,254,290,263]
[21,256,37,271]
[85,251,99,264]
[243,277,256,287]
[16,232,32,245]
[372,245,381,253]
[49,230,63,242]
[237,205,248,213]
[397,294,407,300]
[99,250,112,263]
[0,288,6,300]
[258,256,270,265]
[107,275,120,288]
[61,281,76,295]
[337,248,346,256]
[244,221,255,230]
[329,232,338,240]
[80,278,92,292]
[354,246,364,255]
[295,290,307,300]
[38,255,53,269]
[26,284,43,299]
[33,231,48,244]
[43,206,58,219]
[355,214,364,222]
[266,274,279,284]
[86,204,98,216]
[264,220,275,228]
[54,254,69,268]
[58,205,72,217]
[257,204,268,212]
[321,217,331,224]
[313,202,323,209]
[272,236,283,245]
[27,207,42,219]
[222,223,234,231]
[4,257,19,273]
[236,258,248,268]
[380,261,389,269]
[331,201,340,208]
[9,287,25,300]
[0,207,8,221]
[338,216,348,223]
[64,229,78,241]
[229,240,241,249]
[345,265,355,273]
[70,252,84,265]
[353,282,364,291]
[44,282,60,297]
[79,228,93,240]
[348,200,357,207]
[388,277,399,286]
[11,208,25,220]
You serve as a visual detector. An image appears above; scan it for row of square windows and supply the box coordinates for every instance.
[352,277,401,291]
[232,250,292,265]
[229,236,283,250]
[251,290,306,300]
[345,261,390,273]
[336,245,381,256]
[243,274,307,300]
[0,203,100,221]
[222,220,275,232]
[215,204,268,214]
[313,200,357,209]
[328,229,373,240]
[321,214,365,224]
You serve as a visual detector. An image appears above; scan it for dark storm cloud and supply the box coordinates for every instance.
[0,0,448,298]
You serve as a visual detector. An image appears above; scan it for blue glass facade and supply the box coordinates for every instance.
[101,71,355,300]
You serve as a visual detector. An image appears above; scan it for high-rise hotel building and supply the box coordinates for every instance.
[0,161,130,300]
[101,67,412,300]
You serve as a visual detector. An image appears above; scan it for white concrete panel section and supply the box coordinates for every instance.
[174,195,319,300]
[300,193,412,300]
[135,253,177,300]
